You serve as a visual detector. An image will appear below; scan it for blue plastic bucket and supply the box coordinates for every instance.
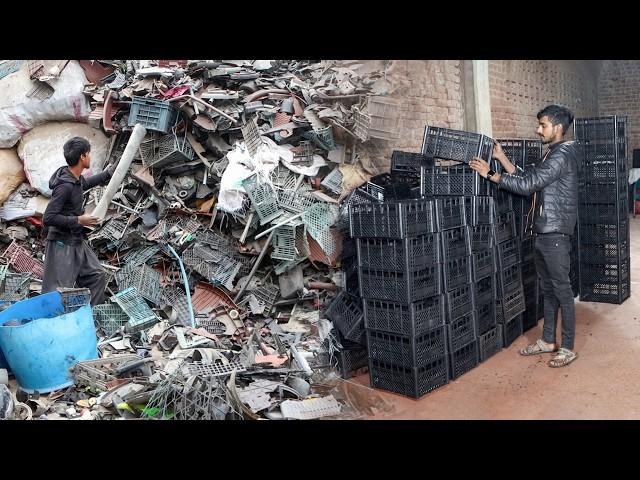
[0,292,98,393]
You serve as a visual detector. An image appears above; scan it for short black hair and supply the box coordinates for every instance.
[536,104,574,136]
[63,137,91,166]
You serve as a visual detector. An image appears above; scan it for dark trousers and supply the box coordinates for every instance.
[42,239,107,306]
[534,233,576,350]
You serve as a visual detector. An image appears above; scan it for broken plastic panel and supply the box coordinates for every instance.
[248,284,279,316]
[117,264,162,306]
[278,184,317,214]
[196,316,227,335]
[292,141,315,165]
[1,241,44,280]
[119,245,161,275]
[112,287,160,333]
[320,168,343,195]
[192,282,239,313]
[183,361,246,378]
[280,395,341,420]
[305,125,336,150]
[71,355,145,393]
[93,303,129,337]
[271,220,305,262]
[241,116,263,158]
[143,132,195,170]
[161,286,191,326]
[242,173,284,225]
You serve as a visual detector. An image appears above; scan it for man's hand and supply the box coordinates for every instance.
[469,157,491,178]
[492,141,507,162]
[106,161,118,177]
[78,214,99,226]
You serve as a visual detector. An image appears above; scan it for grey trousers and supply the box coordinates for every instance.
[42,239,107,306]
[534,233,576,350]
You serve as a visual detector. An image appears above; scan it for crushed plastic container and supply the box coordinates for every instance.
[0,291,98,394]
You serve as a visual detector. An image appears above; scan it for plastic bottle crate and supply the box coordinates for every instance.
[356,233,440,272]
[448,339,478,380]
[579,220,628,244]
[579,277,630,305]
[336,346,369,379]
[472,248,495,282]
[574,116,621,141]
[440,225,472,259]
[521,236,535,263]
[325,291,365,345]
[435,196,467,231]
[471,224,494,251]
[447,310,476,352]
[341,256,359,295]
[391,150,430,186]
[336,188,381,231]
[579,257,629,284]
[422,126,493,163]
[384,183,419,201]
[496,285,526,324]
[442,255,472,292]
[578,201,627,224]
[497,237,521,270]
[366,325,447,369]
[445,283,474,323]
[342,237,357,260]
[493,188,513,215]
[363,294,445,336]
[57,287,91,312]
[474,273,495,306]
[521,258,538,285]
[502,314,523,348]
[464,196,495,225]
[494,211,516,243]
[580,240,629,265]
[349,199,436,239]
[359,263,442,304]
[422,165,491,196]
[522,307,539,333]
[496,139,526,165]
[475,298,496,336]
[128,96,178,133]
[369,355,449,398]
[496,263,523,297]
[478,326,503,362]
[580,179,627,200]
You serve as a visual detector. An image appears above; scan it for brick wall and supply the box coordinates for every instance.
[598,60,640,159]
[489,60,599,140]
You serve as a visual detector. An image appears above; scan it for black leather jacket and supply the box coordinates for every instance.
[499,140,579,235]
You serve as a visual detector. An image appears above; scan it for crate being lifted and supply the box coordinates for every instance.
[422,126,493,164]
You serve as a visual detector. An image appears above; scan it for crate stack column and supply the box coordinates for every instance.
[350,198,448,399]
[574,116,631,304]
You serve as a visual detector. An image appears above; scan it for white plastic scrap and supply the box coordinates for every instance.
[280,395,341,420]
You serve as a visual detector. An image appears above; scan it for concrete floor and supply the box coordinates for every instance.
[351,216,640,420]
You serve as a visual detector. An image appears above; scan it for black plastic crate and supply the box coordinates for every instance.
[369,355,449,398]
[579,220,629,244]
[464,196,495,225]
[445,284,474,323]
[579,240,629,265]
[447,310,476,352]
[366,326,447,369]
[391,150,432,187]
[522,308,539,332]
[337,187,382,231]
[496,285,526,324]
[341,255,360,295]
[448,339,479,380]
[471,224,494,251]
[349,199,436,239]
[580,182,627,204]
[57,287,91,312]
[325,291,365,345]
[422,126,493,163]
[472,248,496,282]
[356,233,440,273]
[493,187,513,215]
[128,96,178,133]
[578,201,627,224]
[336,346,368,379]
[574,116,626,142]
[422,165,491,196]
[521,258,538,285]
[579,278,630,304]
[521,235,535,263]
[497,237,521,270]
[478,326,503,362]
[502,314,523,348]
[496,138,542,169]
[384,182,418,201]
[442,255,472,292]
[363,294,445,336]
[474,274,495,307]
[579,257,630,284]
[359,264,442,303]
[497,263,523,297]
[435,196,467,231]
[475,298,496,336]
[440,225,472,259]
[494,211,517,243]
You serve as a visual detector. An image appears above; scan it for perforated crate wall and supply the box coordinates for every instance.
[447,310,475,352]
[325,291,365,345]
[278,187,317,214]
[57,287,91,312]
[471,225,494,251]
[241,117,263,157]
[366,326,447,369]
[448,339,478,380]
[422,126,493,163]
[349,199,435,239]
[144,133,195,169]
[93,303,129,337]
[445,283,474,322]
[497,237,521,269]
[249,283,279,316]
[440,226,471,260]
[359,264,442,303]
[356,233,440,273]
[161,286,191,326]
[478,326,503,362]
[475,298,496,336]
[472,248,495,282]
[1,241,44,279]
[502,314,523,348]
[117,264,163,306]
[496,286,526,324]
[369,355,448,398]
[442,255,473,292]
[336,187,379,231]
[128,96,178,133]
[321,168,343,195]
[363,295,445,336]
[422,165,491,196]
[496,263,523,297]
[435,196,467,231]
[242,173,284,225]
[112,287,159,333]
[464,196,495,225]
[336,346,369,379]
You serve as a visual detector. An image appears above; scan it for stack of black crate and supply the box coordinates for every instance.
[349,190,449,398]
[420,126,506,373]
[574,116,631,304]
[495,139,545,332]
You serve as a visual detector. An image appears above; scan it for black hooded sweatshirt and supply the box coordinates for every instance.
[43,166,112,244]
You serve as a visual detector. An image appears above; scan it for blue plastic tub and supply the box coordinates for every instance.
[0,292,98,393]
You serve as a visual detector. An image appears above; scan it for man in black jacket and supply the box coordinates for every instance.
[470,104,579,367]
[42,137,116,306]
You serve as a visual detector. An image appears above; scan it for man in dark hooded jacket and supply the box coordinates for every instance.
[42,137,117,306]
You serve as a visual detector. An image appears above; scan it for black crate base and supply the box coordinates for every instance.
[363,294,445,336]
[337,347,369,379]
[448,339,478,380]
[325,291,365,345]
[522,308,539,332]
[478,326,503,362]
[366,326,447,369]
[369,356,449,399]
[502,314,523,348]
